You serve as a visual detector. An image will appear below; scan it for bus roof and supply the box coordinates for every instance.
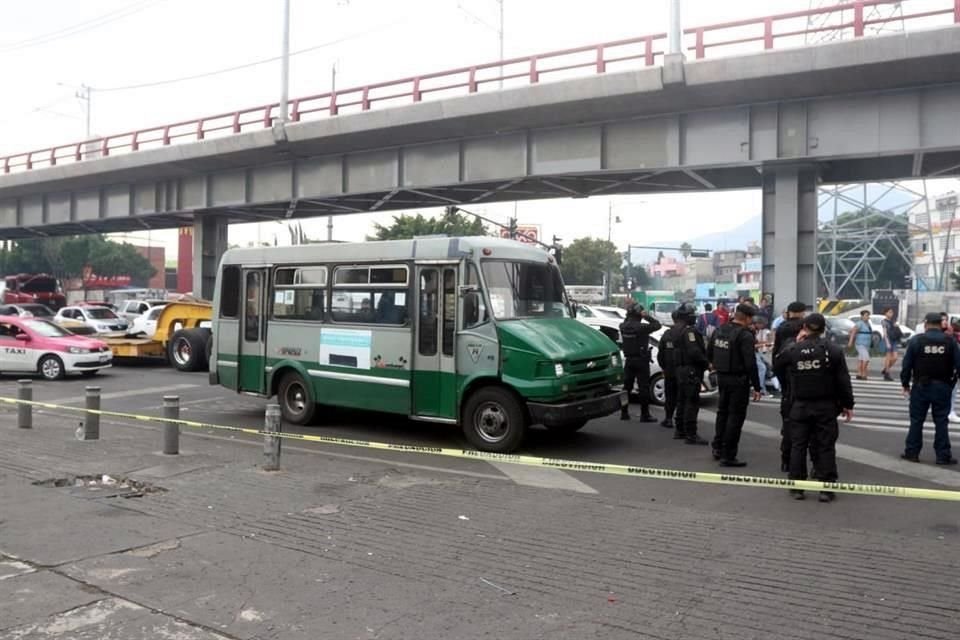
[220,236,552,267]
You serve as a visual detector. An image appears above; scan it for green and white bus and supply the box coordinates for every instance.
[210,236,626,452]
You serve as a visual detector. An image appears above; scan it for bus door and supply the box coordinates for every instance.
[412,265,457,419]
[237,268,268,394]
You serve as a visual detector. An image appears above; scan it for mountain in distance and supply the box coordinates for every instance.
[629,215,760,264]
[629,183,921,264]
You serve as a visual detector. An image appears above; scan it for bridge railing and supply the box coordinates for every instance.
[3,0,958,175]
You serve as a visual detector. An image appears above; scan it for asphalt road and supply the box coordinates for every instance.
[1,358,957,542]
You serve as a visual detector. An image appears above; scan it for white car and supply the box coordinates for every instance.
[55,305,130,335]
[574,304,624,345]
[129,304,167,338]
[117,299,168,322]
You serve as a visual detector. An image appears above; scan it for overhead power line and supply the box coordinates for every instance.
[95,17,410,93]
[0,0,168,54]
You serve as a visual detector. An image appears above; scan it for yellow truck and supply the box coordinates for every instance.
[104,301,213,371]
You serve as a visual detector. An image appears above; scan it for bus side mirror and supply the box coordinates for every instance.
[15,333,30,342]
[464,292,480,326]
[570,302,580,317]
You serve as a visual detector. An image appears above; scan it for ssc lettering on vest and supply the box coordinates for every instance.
[924,345,946,354]
[796,360,822,370]
[713,339,730,349]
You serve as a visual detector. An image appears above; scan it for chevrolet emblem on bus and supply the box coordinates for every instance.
[467,344,483,363]
[587,361,596,369]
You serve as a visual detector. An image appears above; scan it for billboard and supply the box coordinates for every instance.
[500,225,540,244]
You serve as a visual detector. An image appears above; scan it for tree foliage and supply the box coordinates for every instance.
[559,237,622,285]
[625,261,652,290]
[2,236,156,286]
[370,209,487,240]
[679,242,692,259]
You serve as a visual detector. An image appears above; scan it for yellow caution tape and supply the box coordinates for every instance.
[3,396,959,502]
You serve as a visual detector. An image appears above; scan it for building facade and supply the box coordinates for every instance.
[909,191,959,291]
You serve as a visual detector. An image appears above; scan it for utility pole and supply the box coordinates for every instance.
[668,0,682,55]
[605,202,613,305]
[497,0,504,88]
[327,61,338,241]
[279,0,291,123]
[77,84,92,139]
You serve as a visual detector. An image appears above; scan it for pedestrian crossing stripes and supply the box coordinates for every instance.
[754,376,955,433]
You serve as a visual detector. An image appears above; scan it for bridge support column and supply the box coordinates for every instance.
[761,167,818,308]
[192,215,228,301]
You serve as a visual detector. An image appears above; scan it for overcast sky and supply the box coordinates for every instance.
[2,0,957,261]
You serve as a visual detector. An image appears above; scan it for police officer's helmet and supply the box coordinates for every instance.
[675,303,697,322]
[626,303,644,317]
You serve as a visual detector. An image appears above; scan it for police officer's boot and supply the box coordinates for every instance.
[818,491,836,503]
[685,434,709,445]
[789,489,805,500]
[672,428,686,440]
[638,405,656,423]
[659,418,673,429]
[620,405,630,421]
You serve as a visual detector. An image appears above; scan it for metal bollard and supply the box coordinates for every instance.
[162,395,180,455]
[17,380,32,429]
[263,404,281,471]
[79,386,100,441]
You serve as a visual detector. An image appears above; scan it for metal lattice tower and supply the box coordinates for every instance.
[817,182,917,299]
[805,0,906,44]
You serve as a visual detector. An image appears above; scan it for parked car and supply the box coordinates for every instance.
[118,299,169,322]
[129,304,167,338]
[825,317,854,346]
[0,315,112,379]
[0,303,99,336]
[573,304,623,346]
[55,305,129,335]
[591,305,627,320]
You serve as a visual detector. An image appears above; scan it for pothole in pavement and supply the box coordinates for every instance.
[32,474,166,499]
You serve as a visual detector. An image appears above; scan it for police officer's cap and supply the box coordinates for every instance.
[786,301,807,313]
[735,303,755,317]
[626,302,643,316]
[924,312,944,324]
[802,313,826,332]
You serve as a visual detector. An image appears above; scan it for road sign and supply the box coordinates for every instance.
[500,225,540,244]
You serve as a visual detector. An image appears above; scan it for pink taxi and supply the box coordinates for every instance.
[0,315,112,380]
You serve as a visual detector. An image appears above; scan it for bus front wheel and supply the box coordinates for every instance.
[462,387,527,453]
[278,372,316,425]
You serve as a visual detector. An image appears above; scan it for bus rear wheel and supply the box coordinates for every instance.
[278,372,316,425]
[462,387,527,453]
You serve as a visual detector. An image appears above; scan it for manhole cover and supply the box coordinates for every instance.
[33,474,165,499]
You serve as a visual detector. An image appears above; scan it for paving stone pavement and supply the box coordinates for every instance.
[0,410,958,639]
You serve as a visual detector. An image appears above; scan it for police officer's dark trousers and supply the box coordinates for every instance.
[713,374,750,460]
[663,373,678,426]
[675,366,701,438]
[788,400,839,482]
[906,381,953,460]
[779,379,792,469]
[623,356,652,417]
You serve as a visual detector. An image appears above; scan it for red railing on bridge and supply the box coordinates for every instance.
[3,0,958,175]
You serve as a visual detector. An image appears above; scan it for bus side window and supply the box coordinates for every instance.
[220,267,240,318]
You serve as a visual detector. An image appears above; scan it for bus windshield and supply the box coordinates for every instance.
[481,260,569,320]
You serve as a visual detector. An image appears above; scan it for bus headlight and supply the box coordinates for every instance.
[611,353,620,368]
[554,363,565,377]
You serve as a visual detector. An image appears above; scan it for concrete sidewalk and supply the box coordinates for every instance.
[1,409,958,640]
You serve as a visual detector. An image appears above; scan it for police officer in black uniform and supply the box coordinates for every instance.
[656,310,681,429]
[708,304,763,467]
[670,303,710,444]
[900,312,960,466]
[773,301,808,472]
[619,303,662,422]
[774,313,854,502]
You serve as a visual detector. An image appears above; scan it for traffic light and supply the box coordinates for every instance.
[904,274,914,289]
